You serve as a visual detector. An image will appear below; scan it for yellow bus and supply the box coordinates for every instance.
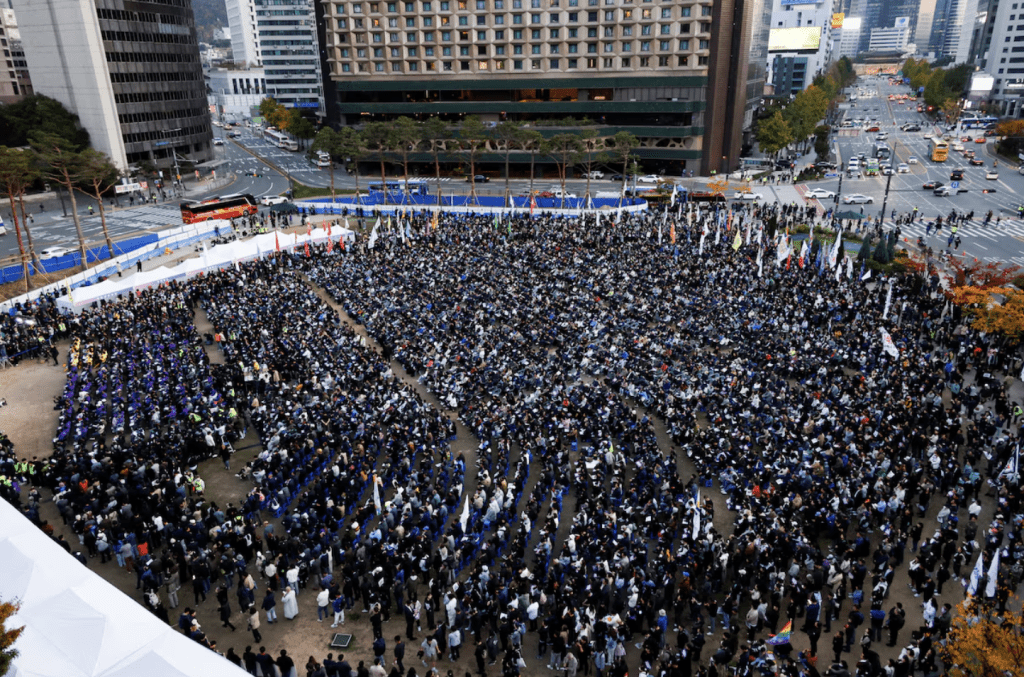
[931,137,949,162]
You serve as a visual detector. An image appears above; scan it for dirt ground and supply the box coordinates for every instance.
[0,290,972,677]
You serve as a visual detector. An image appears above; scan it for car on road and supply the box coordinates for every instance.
[813,161,837,171]
[261,196,288,205]
[866,126,880,132]
[952,143,965,152]
[213,137,225,146]
[636,174,662,183]
[897,163,910,173]
[986,170,999,180]
[963,150,975,159]
[950,169,965,181]
[585,171,605,179]
[934,185,969,196]
[466,175,490,183]
[975,137,987,144]
[902,124,921,132]
[923,133,933,139]
[774,159,794,170]
[923,180,944,189]
[908,156,919,164]
[842,194,873,204]
[876,133,889,141]
[881,165,895,175]
[732,191,763,201]
[805,188,836,199]
[228,131,242,139]
[969,158,985,166]
[609,174,625,182]
[40,246,70,259]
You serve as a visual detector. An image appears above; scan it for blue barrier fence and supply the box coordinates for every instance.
[0,233,159,285]
[298,193,647,214]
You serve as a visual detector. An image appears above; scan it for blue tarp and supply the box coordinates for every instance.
[0,233,159,284]
[300,193,646,213]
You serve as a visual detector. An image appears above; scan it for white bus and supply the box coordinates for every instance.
[264,128,299,151]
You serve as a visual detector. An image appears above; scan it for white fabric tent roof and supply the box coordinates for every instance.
[0,499,250,677]
[55,226,354,313]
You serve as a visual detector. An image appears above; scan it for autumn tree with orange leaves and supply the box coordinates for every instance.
[0,598,23,676]
[950,286,1024,342]
[947,259,1021,289]
[942,597,1024,677]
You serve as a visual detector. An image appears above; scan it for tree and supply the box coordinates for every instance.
[577,128,607,204]
[493,121,524,204]
[542,133,584,207]
[258,97,280,120]
[78,149,121,263]
[421,117,452,207]
[519,129,544,198]
[924,69,954,110]
[312,128,342,202]
[362,122,392,206]
[872,235,891,264]
[389,117,421,189]
[289,112,316,150]
[942,98,964,128]
[814,125,831,161]
[0,94,90,150]
[609,131,640,197]
[335,127,366,204]
[756,111,793,157]
[997,119,1024,138]
[0,148,36,290]
[786,87,828,152]
[457,116,489,204]
[0,598,24,676]
[30,132,88,268]
[857,235,872,261]
[942,595,1024,677]
[946,259,1021,289]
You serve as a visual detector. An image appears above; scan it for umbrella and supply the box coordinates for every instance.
[834,210,866,220]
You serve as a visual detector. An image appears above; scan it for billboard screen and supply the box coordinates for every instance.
[831,12,845,28]
[768,26,823,51]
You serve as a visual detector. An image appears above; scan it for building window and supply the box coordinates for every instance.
[697,55,707,64]
[679,38,688,48]
[658,55,669,65]
[659,39,669,49]
[569,42,578,52]
[640,40,650,50]
[496,29,505,38]
[641,23,651,34]
[353,3,363,11]
[604,42,613,51]
[550,28,560,37]
[550,57,560,67]
[604,9,614,19]
[532,44,541,53]
[568,58,578,67]
[550,43,560,52]
[639,56,649,66]
[477,29,487,38]
[478,44,487,54]
[677,54,687,65]
[587,57,597,67]
[461,60,471,69]
[514,59,524,68]
[444,60,453,69]
[478,59,489,68]
[699,39,708,49]
[621,56,630,66]
[681,6,690,16]
[588,11,598,20]
[337,3,346,12]
[621,40,631,50]
[603,57,613,66]
[531,58,541,67]
[642,8,652,18]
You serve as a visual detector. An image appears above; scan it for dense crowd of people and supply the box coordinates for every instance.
[3,201,1023,677]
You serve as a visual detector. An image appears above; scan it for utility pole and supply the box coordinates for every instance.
[831,174,843,230]
[879,166,894,229]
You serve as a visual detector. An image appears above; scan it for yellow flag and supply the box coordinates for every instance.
[732,232,742,251]
[65,280,73,305]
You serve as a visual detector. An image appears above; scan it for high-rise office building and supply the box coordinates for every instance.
[13,0,212,171]
[0,6,32,103]
[867,19,910,52]
[255,0,324,115]
[766,0,839,96]
[965,0,1024,115]
[321,0,763,175]
[226,0,261,66]
[927,0,971,58]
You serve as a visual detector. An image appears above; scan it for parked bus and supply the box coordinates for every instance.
[873,143,891,161]
[180,194,258,224]
[368,179,431,196]
[930,137,949,162]
[264,128,299,151]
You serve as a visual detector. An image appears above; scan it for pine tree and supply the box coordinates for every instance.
[858,236,871,261]
[873,236,890,264]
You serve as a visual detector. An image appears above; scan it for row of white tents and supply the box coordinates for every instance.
[55,225,354,313]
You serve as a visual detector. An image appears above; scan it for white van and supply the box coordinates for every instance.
[550,188,578,199]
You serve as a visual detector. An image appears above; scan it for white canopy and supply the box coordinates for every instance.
[0,499,249,677]
[55,226,354,313]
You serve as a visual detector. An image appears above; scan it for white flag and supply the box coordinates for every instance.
[967,550,985,596]
[799,241,809,267]
[714,213,722,245]
[846,255,853,279]
[670,184,678,207]
[986,548,1001,597]
[368,217,381,250]
[756,247,763,278]
[880,328,899,358]
[459,496,471,532]
[699,221,708,255]
[835,258,842,282]
[776,237,789,265]
[883,281,893,319]
[372,474,382,514]
[861,268,872,281]
[691,508,700,541]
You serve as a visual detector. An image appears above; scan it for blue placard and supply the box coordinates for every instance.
[950,181,959,189]
[825,172,839,178]
[291,102,321,108]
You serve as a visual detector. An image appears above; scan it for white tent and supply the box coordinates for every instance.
[54,227,355,313]
[0,500,249,677]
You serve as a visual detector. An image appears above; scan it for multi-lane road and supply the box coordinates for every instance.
[6,88,1024,266]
